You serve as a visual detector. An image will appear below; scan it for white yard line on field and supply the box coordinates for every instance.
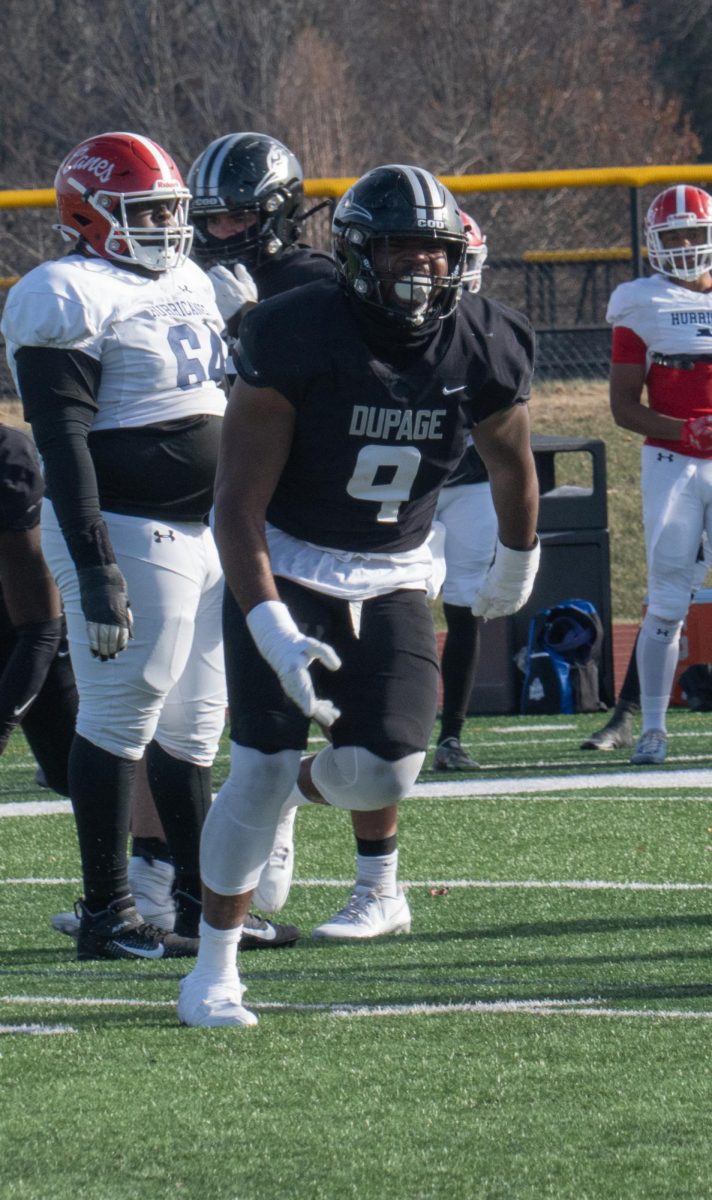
[0,1022,77,1035]
[2,993,712,1023]
[5,876,712,890]
[3,766,712,817]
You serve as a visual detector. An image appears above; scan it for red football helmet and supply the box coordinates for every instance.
[54,131,192,271]
[645,185,712,282]
[459,210,487,293]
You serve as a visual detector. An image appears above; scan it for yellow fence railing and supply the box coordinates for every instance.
[4,163,712,210]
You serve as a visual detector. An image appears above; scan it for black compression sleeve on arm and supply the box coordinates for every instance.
[0,616,64,753]
[14,347,115,568]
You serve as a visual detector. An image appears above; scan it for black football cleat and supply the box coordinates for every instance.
[432,737,480,771]
[75,897,198,961]
[240,912,300,950]
[580,709,634,751]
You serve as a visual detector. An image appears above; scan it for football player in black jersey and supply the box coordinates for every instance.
[187,132,334,345]
[186,131,338,912]
[0,423,77,790]
[178,163,540,1027]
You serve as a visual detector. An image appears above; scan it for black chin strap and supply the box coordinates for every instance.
[298,198,335,223]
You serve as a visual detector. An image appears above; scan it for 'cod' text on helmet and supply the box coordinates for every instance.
[54,131,192,272]
[331,165,467,329]
[187,133,305,270]
[645,185,712,282]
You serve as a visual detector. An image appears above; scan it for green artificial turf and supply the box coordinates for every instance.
[2,712,712,1200]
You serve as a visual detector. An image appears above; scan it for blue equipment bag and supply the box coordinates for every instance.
[520,599,604,715]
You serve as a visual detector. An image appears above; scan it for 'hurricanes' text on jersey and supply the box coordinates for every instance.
[607,273,712,456]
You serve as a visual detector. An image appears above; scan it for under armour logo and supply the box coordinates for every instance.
[656,626,670,638]
[657,452,674,462]
[153,529,176,542]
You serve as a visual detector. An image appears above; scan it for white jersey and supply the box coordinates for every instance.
[606,273,712,364]
[1,253,226,429]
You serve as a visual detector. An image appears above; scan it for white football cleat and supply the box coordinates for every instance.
[630,729,668,765]
[128,855,176,931]
[177,970,258,1028]
[253,806,297,913]
[312,884,411,941]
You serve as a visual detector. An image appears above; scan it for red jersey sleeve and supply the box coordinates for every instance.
[611,325,646,364]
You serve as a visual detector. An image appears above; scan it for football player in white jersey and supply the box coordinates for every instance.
[2,131,253,961]
[606,183,712,765]
[177,164,539,1027]
[433,211,497,770]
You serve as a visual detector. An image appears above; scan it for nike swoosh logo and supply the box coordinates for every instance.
[442,385,467,395]
[13,694,38,718]
[57,650,70,659]
[242,924,277,942]
[110,940,165,959]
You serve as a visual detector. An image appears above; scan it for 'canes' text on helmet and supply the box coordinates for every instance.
[187,133,305,270]
[645,185,712,282]
[332,165,466,328]
[54,132,192,272]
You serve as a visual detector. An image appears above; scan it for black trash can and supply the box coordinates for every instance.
[467,434,615,714]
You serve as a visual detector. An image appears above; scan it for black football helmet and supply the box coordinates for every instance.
[332,164,466,328]
[187,132,304,269]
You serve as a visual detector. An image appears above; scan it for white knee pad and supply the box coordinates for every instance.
[311,745,425,812]
[200,744,300,896]
[640,610,683,645]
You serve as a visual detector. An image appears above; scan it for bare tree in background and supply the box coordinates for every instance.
[0,0,704,319]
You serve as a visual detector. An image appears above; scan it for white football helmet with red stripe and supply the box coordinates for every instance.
[54,132,192,271]
[460,211,488,293]
[645,185,712,282]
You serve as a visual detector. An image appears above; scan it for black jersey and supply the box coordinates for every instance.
[0,425,43,534]
[236,281,533,553]
[445,442,489,488]
[252,246,334,299]
[0,425,45,637]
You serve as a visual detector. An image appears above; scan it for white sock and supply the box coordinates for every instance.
[637,619,681,732]
[194,917,242,977]
[355,849,398,894]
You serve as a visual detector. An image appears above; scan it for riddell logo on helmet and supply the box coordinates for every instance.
[62,151,115,185]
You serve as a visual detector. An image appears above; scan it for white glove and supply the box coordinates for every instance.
[246,600,342,726]
[208,263,258,322]
[77,564,134,660]
[470,537,540,620]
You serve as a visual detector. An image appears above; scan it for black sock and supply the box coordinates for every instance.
[439,604,480,743]
[131,836,172,864]
[356,834,397,857]
[618,631,641,708]
[145,740,211,905]
[68,735,134,909]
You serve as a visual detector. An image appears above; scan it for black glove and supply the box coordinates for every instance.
[77,564,133,660]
